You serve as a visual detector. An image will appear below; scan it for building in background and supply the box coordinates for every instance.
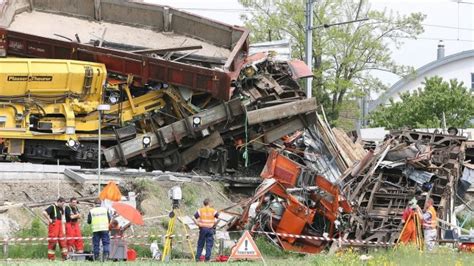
[368,41,474,114]
[249,39,292,61]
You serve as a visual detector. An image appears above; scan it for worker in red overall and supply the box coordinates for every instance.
[65,197,84,253]
[42,197,68,260]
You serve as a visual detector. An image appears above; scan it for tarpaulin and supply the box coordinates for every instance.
[99,181,122,202]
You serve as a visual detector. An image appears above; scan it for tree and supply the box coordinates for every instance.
[369,76,474,129]
[239,0,425,126]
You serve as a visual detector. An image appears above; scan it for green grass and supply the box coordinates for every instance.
[4,218,47,259]
[5,183,474,264]
[310,245,474,266]
[459,216,474,230]
[254,236,295,258]
[181,183,198,207]
[3,244,474,265]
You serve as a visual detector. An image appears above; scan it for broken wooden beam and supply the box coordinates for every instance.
[263,117,304,143]
[64,168,86,184]
[246,98,317,125]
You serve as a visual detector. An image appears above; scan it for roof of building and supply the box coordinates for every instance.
[249,39,292,61]
[368,49,474,112]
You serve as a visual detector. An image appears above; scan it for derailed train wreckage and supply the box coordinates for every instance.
[343,131,467,244]
[228,148,352,253]
[0,0,471,254]
[227,129,469,253]
[0,0,314,172]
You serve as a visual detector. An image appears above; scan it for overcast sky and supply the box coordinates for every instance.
[145,0,474,88]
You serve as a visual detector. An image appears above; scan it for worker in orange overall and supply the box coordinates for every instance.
[65,197,84,253]
[42,197,68,260]
[193,198,219,262]
[399,198,420,244]
[419,198,437,251]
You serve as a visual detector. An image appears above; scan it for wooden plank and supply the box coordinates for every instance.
[181,131,224,165]
[315,113,347,171]
[320,109,351,170]
[263,117,304,143]
[332,128,366,164]
[246,98,317,125]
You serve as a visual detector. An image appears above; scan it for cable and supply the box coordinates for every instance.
[422,23,474,31]
[176,8,474,44]
[458,0,474,4]
[177,7,254,13]
[391,35,474,43]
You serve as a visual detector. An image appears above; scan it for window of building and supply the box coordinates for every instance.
[472,73,474,90]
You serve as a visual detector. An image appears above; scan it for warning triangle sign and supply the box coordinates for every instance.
[228,231,264,261]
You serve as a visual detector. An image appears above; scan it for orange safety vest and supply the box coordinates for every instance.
[197,206,217,228]
[423,206,437,229]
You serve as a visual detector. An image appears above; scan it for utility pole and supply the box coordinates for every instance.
[97,104,110,196]
[305,0,314,99]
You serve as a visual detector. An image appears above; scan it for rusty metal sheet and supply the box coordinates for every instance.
[230,150,349,254]
[1,28,237,100]
[287,60,313,79]
[344,130,466,244]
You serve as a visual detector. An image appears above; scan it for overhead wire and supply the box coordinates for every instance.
[422,23,474,31]
[396,36,474,42]
[177,6,474,43]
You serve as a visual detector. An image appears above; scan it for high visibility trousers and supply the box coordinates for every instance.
[66,222,84,252]
[47,220,67,260]
[400,221,417,244]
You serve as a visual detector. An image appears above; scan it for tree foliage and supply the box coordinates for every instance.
[369,76,474,129]
[239,0,425,125]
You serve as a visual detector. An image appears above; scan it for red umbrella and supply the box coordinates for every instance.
[112,202,144,226]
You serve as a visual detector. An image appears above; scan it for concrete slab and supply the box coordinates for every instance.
[64,168,86,184]
[0,162,80,173]
[0,172,70,182]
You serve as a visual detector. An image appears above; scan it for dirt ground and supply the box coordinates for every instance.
[0,176,96,237]
[0,175,240,239]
